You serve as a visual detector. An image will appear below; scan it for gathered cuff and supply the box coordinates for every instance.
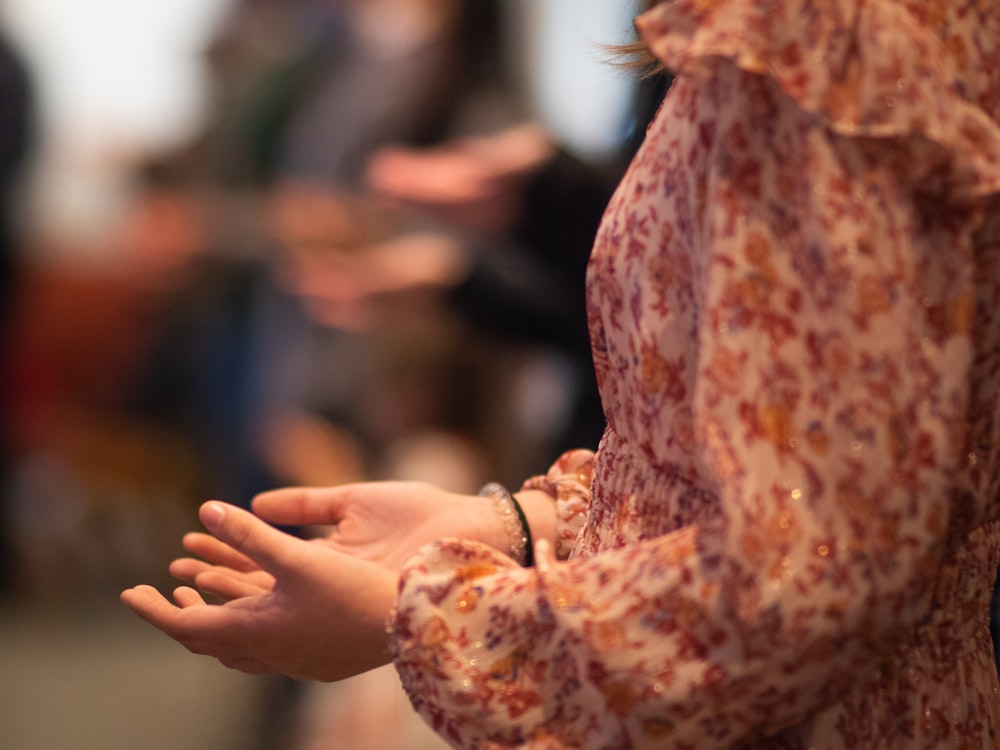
[636,0,1000,200]
[520,448,594,560]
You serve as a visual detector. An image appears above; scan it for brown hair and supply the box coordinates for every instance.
[606,0,668,77]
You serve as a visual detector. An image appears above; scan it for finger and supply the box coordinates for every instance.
[122,585,253,657]
[183,532,259,572]
[170,557,213,584]
[172,554,275,597]
[121,585,188,636]
[251,486,351,527]
[173,586,208,608]
[194,570,273,601]
[198,502,302,575]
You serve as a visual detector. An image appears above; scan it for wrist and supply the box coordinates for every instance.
[513,489,557,558]
[468,493,514,554]
[477,484,556,566]
[479,483,530,564]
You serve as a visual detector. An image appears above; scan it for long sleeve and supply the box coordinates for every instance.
[388,2,1000,748]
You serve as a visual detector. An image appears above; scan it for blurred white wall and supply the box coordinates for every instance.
[511,0,640,161]
[1,0,235,251]
[3,0,233,155]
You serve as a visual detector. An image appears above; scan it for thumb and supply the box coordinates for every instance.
[199,502,298,574]
[251,486,351,527]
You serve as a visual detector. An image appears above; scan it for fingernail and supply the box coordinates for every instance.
[201,501,226,528]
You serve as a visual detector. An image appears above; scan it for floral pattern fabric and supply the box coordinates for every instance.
[389,1,1000,747]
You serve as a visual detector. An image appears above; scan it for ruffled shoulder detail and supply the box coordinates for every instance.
[636,0,1000,199]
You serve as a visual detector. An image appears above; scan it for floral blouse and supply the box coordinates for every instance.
[389,1,1000,747]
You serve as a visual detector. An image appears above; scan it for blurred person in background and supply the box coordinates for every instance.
[125,0,502,505]
[347,72,673,468]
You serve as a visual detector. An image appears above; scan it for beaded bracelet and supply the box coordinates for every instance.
[479,482,533,567]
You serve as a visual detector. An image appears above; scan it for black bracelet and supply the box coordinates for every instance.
[508,493,534,568]
[479,482,534,567]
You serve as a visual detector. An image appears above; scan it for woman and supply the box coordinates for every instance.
[122,1,1000,746]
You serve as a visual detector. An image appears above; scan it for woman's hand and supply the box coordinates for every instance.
[121,501,397,682]
[170,480,556,605]
[171,481,510,600]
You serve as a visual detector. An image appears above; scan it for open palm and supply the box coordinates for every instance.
[123,502,397,681]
